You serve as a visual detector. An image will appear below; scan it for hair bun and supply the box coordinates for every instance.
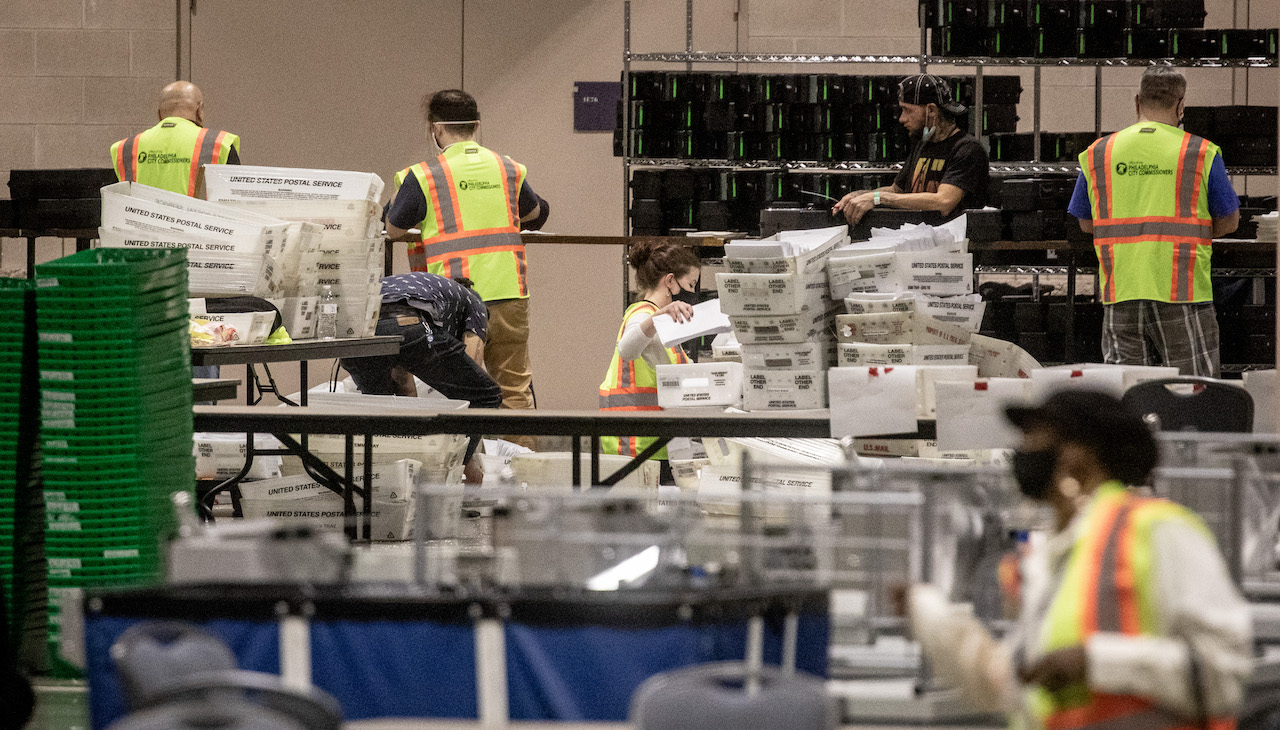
[628,239,655,268]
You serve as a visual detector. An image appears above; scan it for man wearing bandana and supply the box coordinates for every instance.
[833,73,989,225]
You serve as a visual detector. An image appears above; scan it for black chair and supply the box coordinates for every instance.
[108,621,341,730]
[1121,377,1255,433]
[631,662,836,730]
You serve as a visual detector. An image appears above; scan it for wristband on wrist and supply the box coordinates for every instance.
[873,191,881,206]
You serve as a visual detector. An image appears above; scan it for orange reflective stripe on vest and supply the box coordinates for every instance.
[398,143,527,301]
[1044,491,1235,730]
[598,302,688,459]
[1081,124,1216,304]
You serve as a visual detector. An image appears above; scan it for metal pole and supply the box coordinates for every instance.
[621,0,633,310]
[1032,66,1041,162]
[974,66,985,146]
[745,614,764,696]
[1094,66,1103,137]
[685,0,693,72]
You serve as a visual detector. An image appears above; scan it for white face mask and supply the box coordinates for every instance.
[921,107,937,142]
[429,120,480,154]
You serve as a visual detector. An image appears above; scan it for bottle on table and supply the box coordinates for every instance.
[317,285,338,340]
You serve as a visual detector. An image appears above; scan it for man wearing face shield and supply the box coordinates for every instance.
[900,389,1251,729]
[385,90,550,448]
[832,73,989,225]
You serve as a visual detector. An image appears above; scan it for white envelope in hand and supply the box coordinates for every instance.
[934,378,1032,450]
[829,366,918,438]
[651,298,732,348]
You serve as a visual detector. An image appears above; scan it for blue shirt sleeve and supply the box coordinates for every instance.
[1205,154,1239,219]
[386,174,427,231]
[461,287,488,341]
[1067,173,1092,220]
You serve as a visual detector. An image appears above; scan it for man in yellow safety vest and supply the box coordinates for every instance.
[1069,67,1240,377]
[111,80,240,382]
[385,90,550,448]
[110,81,241,196]
[899,389,1252,729]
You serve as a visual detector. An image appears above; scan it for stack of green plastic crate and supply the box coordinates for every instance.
[0,278,33,637]
[34,248,195,675]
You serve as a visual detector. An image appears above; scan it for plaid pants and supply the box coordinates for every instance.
[1102,300,1220,377]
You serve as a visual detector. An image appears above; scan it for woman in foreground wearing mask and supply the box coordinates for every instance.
[900,389,1252,729]
[598,240,702,485]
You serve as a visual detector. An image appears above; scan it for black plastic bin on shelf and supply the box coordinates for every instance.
[7,169,116,201]
[15,200,99,230]
[0,200,16,230]
[1129,0,1206,28]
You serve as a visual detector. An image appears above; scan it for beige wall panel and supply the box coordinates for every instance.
[0,30,36,76]
[190,1,461,194]
[0,1,83,29]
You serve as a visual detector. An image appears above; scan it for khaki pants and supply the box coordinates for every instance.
[485,297,536,449]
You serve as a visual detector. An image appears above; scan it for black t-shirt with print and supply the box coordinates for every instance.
[893,130,990,219]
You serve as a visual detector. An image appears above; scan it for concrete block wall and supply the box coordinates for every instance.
[0,0,175,275]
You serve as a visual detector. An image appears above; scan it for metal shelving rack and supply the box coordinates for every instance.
[620,0,1278,365]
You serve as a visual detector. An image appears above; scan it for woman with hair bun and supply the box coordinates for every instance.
[598,240,703,481]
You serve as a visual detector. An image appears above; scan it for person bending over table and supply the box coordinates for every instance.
[832,73,989,226]
[339,273,501,483]
[598,240,701,485]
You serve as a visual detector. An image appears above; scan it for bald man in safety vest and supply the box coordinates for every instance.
[1068,67,1240,377]
[110,81,241,196]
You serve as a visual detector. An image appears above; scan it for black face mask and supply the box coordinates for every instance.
[1012,448,1058,501]
[671,283,699,306]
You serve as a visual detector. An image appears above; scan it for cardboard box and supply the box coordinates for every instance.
[267,296,318,340]
[837,343,913,366]
[715,271,829,316]
[742,369,827,410]
[194,434,282,480]
[827,249,897,299]
[740,340,832,370]
[893,250,974,295]
[912,345,970,366]
[222,199,382,240]
[724,226,844,275]
[200,164,385,204]
[238,467,429,542]
[188,310,275,345]
[656,362,743,408]
[836,311,914,344]
[730,306,835,344]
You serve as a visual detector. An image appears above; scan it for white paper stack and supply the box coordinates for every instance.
[203,167,389,339]
[98,181,290,298]
[827,217,1001,447]
[721,226,845,410]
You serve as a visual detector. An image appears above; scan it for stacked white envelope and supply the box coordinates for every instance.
[98,181,291,298]
[716,225,847,410]
[203,165,389,339]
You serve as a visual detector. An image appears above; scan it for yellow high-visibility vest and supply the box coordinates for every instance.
[394,142,528,302]
[110,117,239,196]
[1024,482,1233,730]
[599,301,688,461]
[1079,122,1218,305]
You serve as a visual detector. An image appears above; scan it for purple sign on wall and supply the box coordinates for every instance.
[573,81,621,132]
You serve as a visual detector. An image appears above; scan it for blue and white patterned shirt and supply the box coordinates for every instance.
[379,272,488,341]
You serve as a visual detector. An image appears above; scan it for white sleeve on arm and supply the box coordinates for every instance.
[617,316,656,362]
[1085,520,1254,719]
[909,585,1018,713]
